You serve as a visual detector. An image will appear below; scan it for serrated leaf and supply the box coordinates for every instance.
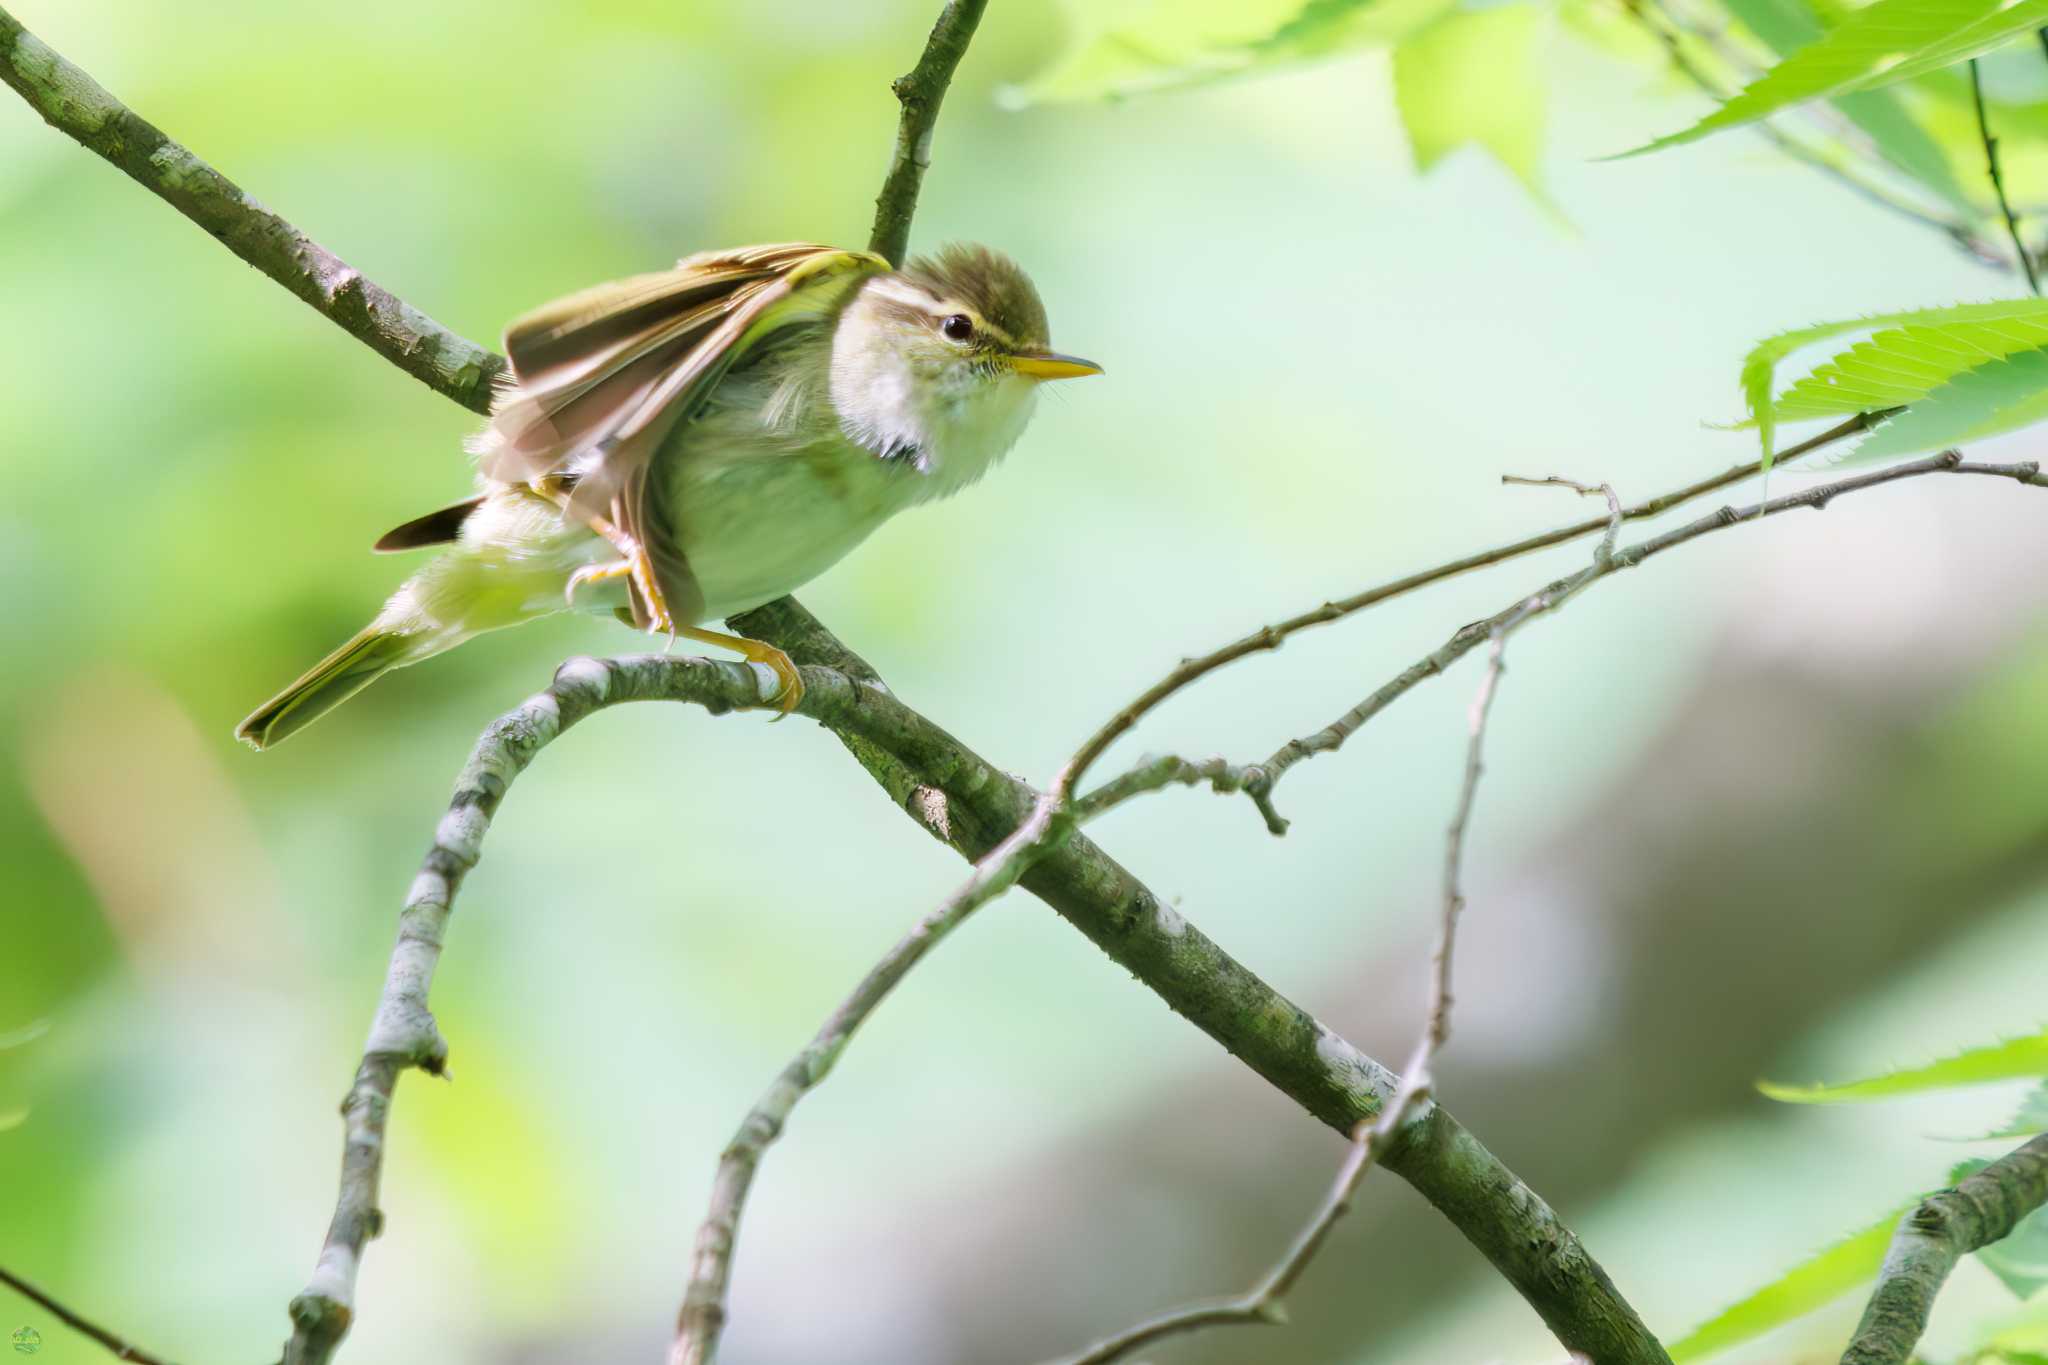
[1761,1029,2048,1103]
[1667,1201,1912,1361]
[1617,0,2048,158]
[1982,1205,2048,1300]
[1739,300,2048,463]
[1986,1084,2048,1141]
[1856,344,2048,456]
[1008,0,1456,104]
[1392,4,1549,196]
[1717,0,1971,212]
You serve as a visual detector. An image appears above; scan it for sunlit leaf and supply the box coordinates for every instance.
[1618,0,2048,158]
[1667,1201,1911,1361]
[1855,344,2048,456]
[1761,1029,2048,1103]
[1392,4,1549,197]
[1738,299,2048,463]
[1716,0,1971,213]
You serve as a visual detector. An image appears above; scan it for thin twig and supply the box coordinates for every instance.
[0,1265,182,1365]
[1238,452,2048,819]
[670,795,1067,1365]
[1969,58,2040,294]
[0,6,503,412]
[1058,411,1889,824]
[867,0,989,267]
[1047,497,1595,1365]
[1839,1132,2048,1365]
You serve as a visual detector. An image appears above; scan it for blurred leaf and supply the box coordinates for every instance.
[1761,1028,2048,1102]
[1666,1201,1910,1361]
[1984,1084,2048,1141]
[1855,343,2048,456]
[1009,0,1456,103]
[1393,4,1550,198]
[1618,0,2048,157]
[0,1108,25,1133]
[0,1019,49,1050]
[1738,299,2048,463]
[1717,0,1971,212]
[1982,1205,2048,1300]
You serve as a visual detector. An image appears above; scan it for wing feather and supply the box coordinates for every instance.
[474,242,887,628]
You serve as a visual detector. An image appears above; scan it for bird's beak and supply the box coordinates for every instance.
[1010,349,1103,381]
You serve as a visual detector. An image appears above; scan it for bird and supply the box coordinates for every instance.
[235,241,1100,749]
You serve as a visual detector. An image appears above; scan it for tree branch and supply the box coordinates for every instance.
[1968,57,2040,294]
[0,1264,182,1365]
[1839,1133,2048,1365]
[867,0,989,267]
[0,5,504,413]
[1237,451,2048,821]
[1052,410,1891,813]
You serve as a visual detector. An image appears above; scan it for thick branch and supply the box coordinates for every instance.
[1840,1133,2048,1365]
[867,0,989,266]
[0,6,504,413]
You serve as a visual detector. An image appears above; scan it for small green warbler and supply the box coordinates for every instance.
[238,241,1099,748]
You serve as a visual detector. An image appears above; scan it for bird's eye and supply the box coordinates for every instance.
[941,314,974,342]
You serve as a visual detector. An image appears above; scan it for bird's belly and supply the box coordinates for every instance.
[669,438,902,621]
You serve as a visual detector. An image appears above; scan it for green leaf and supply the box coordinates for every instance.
[1617,0,2048,158]
[1716,0,1970,212]
[0,1019,48,1050]
[1739,299,2048,463]
[1667,1201,1911,1361]
[1855,344,2048,456]
[1761,1029,2048,1103]
[1987,1084,2048,1141]
[1982,1204,2048,1301]
[1008,0,1456,104]
[1392,5,1549,195]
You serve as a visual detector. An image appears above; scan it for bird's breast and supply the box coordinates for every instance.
[663,428,913,621]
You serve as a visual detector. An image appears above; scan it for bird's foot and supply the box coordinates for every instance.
[677,626,804,717]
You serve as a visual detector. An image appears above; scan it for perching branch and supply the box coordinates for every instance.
[867,0,989,267]
[1839,1133,2048,1365]
[0,1264,182,1365]
[1968,58,2041,294]
[0,6,503,414]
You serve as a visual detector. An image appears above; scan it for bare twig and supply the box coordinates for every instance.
[1969,58,2040,293]
[1047,498,1590,1365]
[1239,451,2047,817]
[671,795,1067,1364]
[867,0,989,267]
[0,6,503,413]
[1054,411,1889,811]
[0,1265,182,1365]
[1840,1132,2048,1365]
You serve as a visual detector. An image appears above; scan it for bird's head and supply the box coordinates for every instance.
[830,243,1099,487]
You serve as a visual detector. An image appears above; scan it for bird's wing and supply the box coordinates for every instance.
[476,242,888,623]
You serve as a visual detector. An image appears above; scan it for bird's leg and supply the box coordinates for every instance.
[674,626,805,717]
[539,481,676,636]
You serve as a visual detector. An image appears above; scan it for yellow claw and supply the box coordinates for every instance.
[677,626,804,717]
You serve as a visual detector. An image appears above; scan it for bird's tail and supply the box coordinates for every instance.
[235,628,422,750]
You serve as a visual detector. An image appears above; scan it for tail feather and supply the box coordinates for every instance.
[236,629,418,750]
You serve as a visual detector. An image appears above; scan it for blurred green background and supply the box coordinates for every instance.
[5,1,2048,1362]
